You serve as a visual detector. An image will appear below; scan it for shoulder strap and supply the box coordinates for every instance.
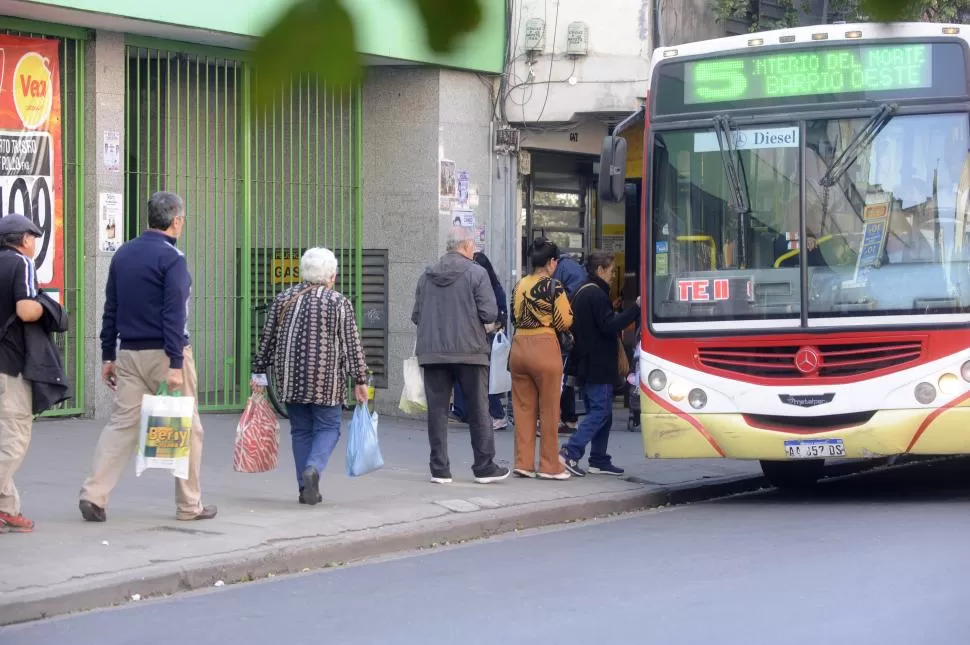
[570,282,597,304]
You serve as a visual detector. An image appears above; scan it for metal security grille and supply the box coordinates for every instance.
[2,21,87,416]
[125,41,363,411]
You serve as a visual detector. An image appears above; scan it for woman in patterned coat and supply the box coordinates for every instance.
[251,247,369,506]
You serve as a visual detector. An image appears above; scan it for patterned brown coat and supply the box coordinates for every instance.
[253,283,368,407]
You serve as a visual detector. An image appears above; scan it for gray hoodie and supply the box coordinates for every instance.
[411,252,498,366]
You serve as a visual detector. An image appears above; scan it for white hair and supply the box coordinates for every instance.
[445,226,474,252]
[301,247,338,284]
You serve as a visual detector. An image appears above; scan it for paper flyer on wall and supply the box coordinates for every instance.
[99,192,124,253]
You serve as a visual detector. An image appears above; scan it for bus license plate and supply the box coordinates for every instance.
[784,439,845,459]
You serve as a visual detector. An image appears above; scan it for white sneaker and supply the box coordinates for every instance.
[492,418,509,431]
[537,470,571,480]
[430,476,453,484]
[474,465,511,484]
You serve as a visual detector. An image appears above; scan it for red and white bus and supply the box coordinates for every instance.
[599,22,970,486]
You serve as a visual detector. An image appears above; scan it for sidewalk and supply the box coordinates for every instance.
[0,412,764,625]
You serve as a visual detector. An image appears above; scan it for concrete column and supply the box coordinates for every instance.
[82,31,126,419]
[361,67,441,415]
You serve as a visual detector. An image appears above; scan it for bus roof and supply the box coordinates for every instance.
[650,22,969,72]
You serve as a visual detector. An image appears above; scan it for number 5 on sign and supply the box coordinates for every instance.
[692,59,748,103]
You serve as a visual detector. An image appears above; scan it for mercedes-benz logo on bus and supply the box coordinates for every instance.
[794,346,822,375]
[733,132,747,148]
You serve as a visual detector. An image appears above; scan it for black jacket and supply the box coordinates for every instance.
[568,276,640,386]
[22,292,72,414]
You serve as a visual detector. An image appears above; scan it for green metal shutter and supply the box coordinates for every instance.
[125,40,362,411]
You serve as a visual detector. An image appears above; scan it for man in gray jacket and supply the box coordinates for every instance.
[411,227,510,485]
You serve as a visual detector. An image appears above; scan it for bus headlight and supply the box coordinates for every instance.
[939,373,961,395]
[688,388,708,409]
[668,380,687,402]
[961,361,970,382]
[648,369,667,391]
[915,382,937,405]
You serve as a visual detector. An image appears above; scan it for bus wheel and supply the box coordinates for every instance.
[759,460,824,489]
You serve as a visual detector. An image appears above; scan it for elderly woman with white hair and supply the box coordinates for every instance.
[252,247,369,506]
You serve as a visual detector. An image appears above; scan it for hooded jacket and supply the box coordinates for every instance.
[411,252,498,366]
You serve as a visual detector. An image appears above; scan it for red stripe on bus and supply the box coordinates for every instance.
[905,390,970,452]
[640,382,726,457]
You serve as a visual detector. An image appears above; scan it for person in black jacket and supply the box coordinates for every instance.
[451,251,509,429]
[0,214,45,532]
[560,251,640,477]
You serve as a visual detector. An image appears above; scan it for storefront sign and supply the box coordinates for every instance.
[0,35,63,299]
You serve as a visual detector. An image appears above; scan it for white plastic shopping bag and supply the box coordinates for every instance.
[399,353,427,414]
[488,331,512,395]
[136,384,195,480]
[346,404,384,477]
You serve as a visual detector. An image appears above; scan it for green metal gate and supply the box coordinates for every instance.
[2,19,87,416]
[124,39,362,412]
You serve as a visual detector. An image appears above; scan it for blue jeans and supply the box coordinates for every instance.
[285,403,342,487]
[563,383,614,468]
[453,381,506,421]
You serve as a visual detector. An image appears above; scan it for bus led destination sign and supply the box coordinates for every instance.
[685,44,932,104]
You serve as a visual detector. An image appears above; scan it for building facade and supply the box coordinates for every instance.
[499,0,652,302]
[0,0,507,418]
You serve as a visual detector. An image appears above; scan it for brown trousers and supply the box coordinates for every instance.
[80,347,205,519]
[0,373,33,516]
[510,332,567,475]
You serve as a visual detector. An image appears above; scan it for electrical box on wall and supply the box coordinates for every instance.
[524,18,546,52]
[566,22,589,56]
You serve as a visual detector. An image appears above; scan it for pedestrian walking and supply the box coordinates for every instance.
[79,192,217,523]
[411,227,510,484]
[452,250,509,430]
[251,247,369,506]
[553,251,585,433]
[0,215,46,532]
[509,237,574,480]
[560,251,640,477]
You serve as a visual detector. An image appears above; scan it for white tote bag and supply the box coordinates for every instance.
[399,345,427,414]
[488,331,512,395]
[136,386,195,480]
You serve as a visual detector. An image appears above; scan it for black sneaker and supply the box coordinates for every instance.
[302,467,322,506]
[559,449,587,477]
[588,463,625,476]
[474,464,511,484]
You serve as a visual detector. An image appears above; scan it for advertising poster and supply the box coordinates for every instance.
[98,192,123,252]
[456,170,470,207]
[103,130,120,172]
[0,35,63,301]
[439,159,456,198]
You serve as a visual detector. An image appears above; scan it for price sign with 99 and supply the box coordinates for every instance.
[0,132,54,282]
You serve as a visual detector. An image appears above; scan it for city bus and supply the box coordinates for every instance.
[599,22,970,487]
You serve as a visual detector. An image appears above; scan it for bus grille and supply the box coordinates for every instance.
[697,341,923,378]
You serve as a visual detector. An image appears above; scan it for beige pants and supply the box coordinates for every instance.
[0,372,33,516]
[80,347,205,519]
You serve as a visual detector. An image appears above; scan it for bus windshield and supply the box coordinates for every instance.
[651,113,970,329]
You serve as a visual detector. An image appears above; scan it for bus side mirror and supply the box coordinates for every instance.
[598,135,627,203]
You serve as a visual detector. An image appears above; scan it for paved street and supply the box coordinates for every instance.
[0,411,761,624]
[4,457,969,645]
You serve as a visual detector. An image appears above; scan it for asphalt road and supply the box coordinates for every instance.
[5,458,970,645]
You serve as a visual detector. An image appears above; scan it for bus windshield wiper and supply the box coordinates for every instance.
[819,103,897,188]
[713,114,750,214]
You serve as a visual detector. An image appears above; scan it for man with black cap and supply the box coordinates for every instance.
[0,214,44,533]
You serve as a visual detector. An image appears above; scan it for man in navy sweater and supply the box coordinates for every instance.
[79,192,216,522]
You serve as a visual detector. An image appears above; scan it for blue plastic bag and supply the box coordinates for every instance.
[346,404,384,477]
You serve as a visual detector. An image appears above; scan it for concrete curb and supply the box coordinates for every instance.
[0,472,767,626]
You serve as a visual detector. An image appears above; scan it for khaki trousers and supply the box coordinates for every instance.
[80,347,205,519]
[0,372,33,516]
[510,332,567,475]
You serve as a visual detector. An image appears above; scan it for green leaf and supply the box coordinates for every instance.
[410,0,484,53]
[252,0,361,113]
[859,0,920,20]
